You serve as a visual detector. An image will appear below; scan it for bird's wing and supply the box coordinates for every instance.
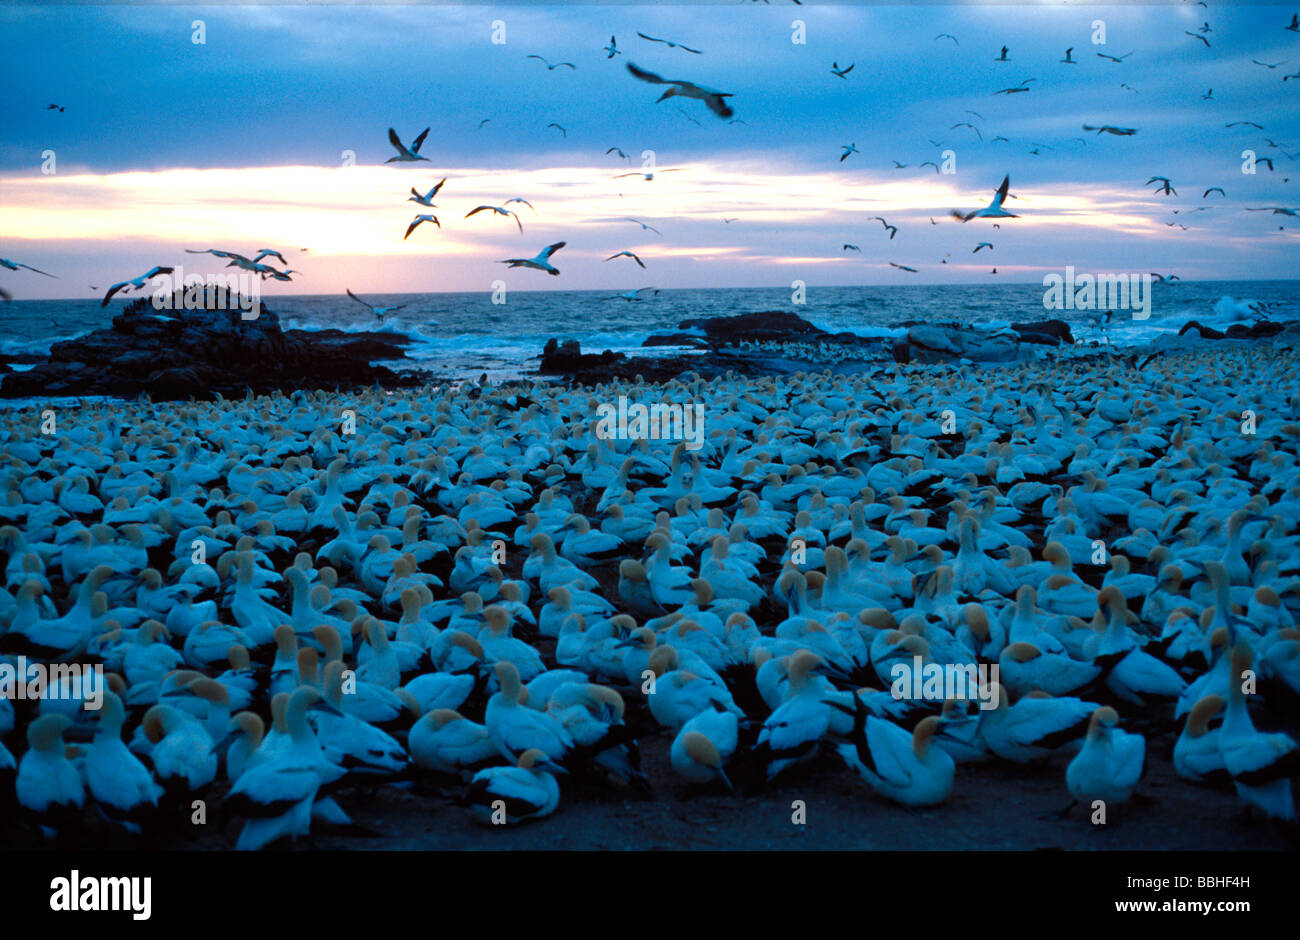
[626,62,669,85]
[540,242,566,259]
[346,288,374,310]
[679,43,702,54]
[431,178,447,197]
[632,254,646,269]
[387,127,405,154]
[637,32,665,44]
[702,93,733,118]
[412,128,430,153]
[404,219,422,240]
[465,206,491,218]
[18,263,57,278]
[101,282,128,306]
[509,211,523,233]
[993,175,1011,206]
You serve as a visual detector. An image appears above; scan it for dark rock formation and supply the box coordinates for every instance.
[677,310,831,345]
[1011,319,1074,344]
[1178,320,1225,340]
[0,294,430,400]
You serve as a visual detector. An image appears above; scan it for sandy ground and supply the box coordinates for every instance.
[11,729,1285,852]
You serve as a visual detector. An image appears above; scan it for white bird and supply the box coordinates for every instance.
[484,661,574,763]
[225,687,345,851]
[404,214,441,240]
[408,178,446,206]
[951,175,1018,222]
[385,127,430,163]
[526,54,576,71]
[85,692,162,833]
[409,709,501,776]
[1174,694,1229,784]
[621,217,662,235]
[345,288,408,323]
[0,258,56,277]
[1064,706,1146,809]
[626,62,734,118]
[1220,644,1300,822]
[464,748,564,824]
[837,703,955,807]
[100,266,174,306]
[756,650,833,780]
[15,714,84,836]
[613,169,683,181]
[499,242,566,276]
[465,205,523,233]
[670,706,738,788]
[605,251,646,269]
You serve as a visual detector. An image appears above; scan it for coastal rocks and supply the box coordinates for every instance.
[539,338,628,374]
[1179,319,1284,341]
[1011,319,1074,345]
[0,295,428,401]
[676,310,831,345]
[545,311,1088,381]
[1179,320,1226,340]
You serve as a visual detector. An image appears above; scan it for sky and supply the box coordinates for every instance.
[0,2,1297,299]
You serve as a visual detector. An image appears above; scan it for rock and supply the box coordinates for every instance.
[1012,319,1074,345]
[1179,320,1225,340]
[677,311,831,346]
[1226,321,1284,339]
[0,295,428,400]
[539,338,628,376]
[891,339,912,364]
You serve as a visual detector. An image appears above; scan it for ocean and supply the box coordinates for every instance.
[2,279,1296,384]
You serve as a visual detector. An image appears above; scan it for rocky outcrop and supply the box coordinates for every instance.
[0,294,430,400]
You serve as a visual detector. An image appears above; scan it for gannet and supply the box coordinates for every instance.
[100,267,174,306]
[465,749,564,824]
[345,288,409,322]
[498,242,566,275]
[625,62,734,118]
[404,214,441,239]
[604,250,646,268]
[526,55,576,70]
[0,258,56,277]
[951,175,1018,222]
[465,205,523,232]
[408,178,446,207]
[385,127,430,163]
